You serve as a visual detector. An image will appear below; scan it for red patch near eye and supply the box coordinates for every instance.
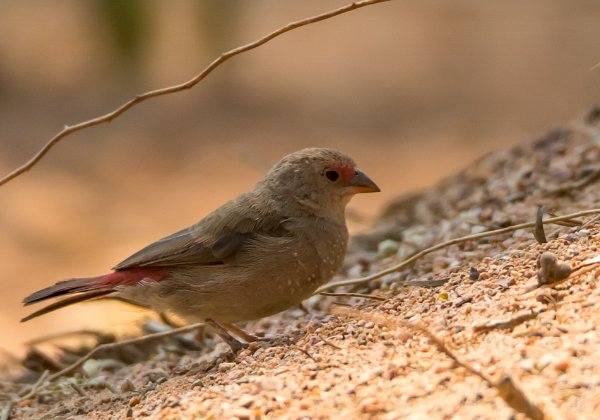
[327,163,356,182]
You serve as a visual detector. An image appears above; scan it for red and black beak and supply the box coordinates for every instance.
[346,169,380,194]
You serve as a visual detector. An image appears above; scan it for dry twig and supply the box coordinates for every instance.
[319,292,387,301]
[472,309,545,333]
[18,369,49,401]
[25,330,113,346]
[317,208,600,293]
[317,334,343,350]
[352,311,546,420]
[290,346,317,361]
[68,380,85,396]
[534,206,547,244]
[19,323,204,401]
[0,0,391,187]
[0,401,12,420]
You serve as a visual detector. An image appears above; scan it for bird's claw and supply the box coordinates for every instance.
[206,319,248,353]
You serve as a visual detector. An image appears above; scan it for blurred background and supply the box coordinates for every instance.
[1,0,599,355]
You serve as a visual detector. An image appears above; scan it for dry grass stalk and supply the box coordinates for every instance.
[19,323,204,401]
[319,292,387,301]
[341,309,547,420]
[0,401,12,420]
[317,208,600,293]
[472,309,545,333]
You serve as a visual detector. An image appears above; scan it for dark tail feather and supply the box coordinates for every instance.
[21,289,113,322]
[22,269,166,321]
[23,276,105,306]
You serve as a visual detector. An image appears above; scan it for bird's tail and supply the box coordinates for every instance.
[21,268,167,322]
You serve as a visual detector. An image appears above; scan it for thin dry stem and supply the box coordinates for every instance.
[19,323,204,401]
[534,206,547,244]
[317,208,600,293]
[319,292,387,301]
[473,309,545,333]
[0,401,12,420]
[47,323,203,383]
[290,346,317,361]
[18,369,49,401]
[354,311,546,420]
[317,334,343,350]
[25,330,111,346]
[0,0,391,187]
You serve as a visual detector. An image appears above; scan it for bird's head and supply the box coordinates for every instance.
[260,148,380,219]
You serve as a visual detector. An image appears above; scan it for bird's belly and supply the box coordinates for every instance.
[170,260,326,323]
[120,228,348,323]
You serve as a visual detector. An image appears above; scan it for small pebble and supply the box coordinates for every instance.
[228,408,253,419]
[377,239,400,259]
[219,362,236,372]
[237,395,255,408]
[120,378,134,393]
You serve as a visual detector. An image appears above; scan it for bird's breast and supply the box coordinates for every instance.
[288,218,349,286]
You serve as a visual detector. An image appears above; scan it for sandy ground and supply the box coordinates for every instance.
[2,0,600,356]
[1,110,599,419]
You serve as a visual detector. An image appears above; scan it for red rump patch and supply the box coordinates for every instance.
[327,162,356,182]
[101,267,168,287]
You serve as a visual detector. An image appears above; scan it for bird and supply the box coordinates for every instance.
[22,148,379,349]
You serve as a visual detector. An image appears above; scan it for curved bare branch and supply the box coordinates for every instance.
[0,0,391,187]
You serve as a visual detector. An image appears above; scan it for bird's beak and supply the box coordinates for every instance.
[346,169,380,194]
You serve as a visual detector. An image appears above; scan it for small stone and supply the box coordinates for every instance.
[119,378,134,393]
[229,408,253,419]
[469,267,480,281]
[358,367,384,384]
[219,362,236,372]
[577,229,591,237]
[145,370,167,383]
[497,277,515,289]
[377,239,400,259]
[237,395,255,408]
[129,396,141,407]
[554,359,570,373]
[191,379,203,388]
[228,369,244,380]
[82,359,100,378]
[257,376,282,391]
[519,358,534,372]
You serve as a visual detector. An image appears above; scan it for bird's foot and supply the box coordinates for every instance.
[206,319,248,353]
[222,323,290,346]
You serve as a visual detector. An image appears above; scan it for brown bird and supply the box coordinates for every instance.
[22,148,379,348]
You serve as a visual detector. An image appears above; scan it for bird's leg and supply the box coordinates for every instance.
[222,323,285,345]
[159,312,180,327]
[297,302,310,314]
[205,319,247,353]
[222,323,264,343]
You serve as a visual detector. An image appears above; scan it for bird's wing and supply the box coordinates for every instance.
[112,226,217,270]
[113,194,289,270]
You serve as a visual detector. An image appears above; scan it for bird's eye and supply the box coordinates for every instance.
[324,169,340,182]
